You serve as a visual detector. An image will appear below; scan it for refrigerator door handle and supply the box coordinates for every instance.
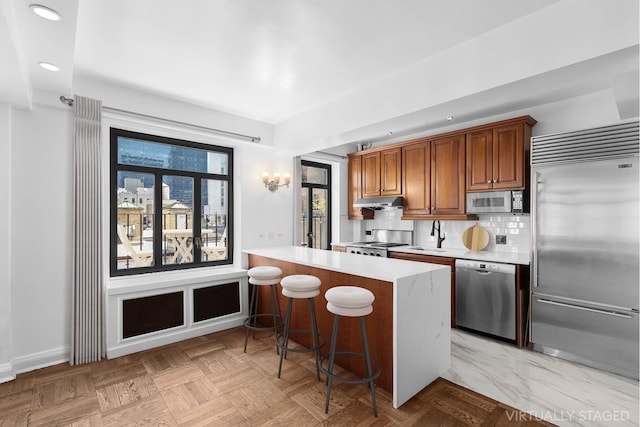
[537,298,633,319]
[531,169,540,288]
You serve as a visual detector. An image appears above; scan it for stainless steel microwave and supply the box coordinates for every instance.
[466,190,528,214]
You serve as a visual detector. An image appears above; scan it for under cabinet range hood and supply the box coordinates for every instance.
[353,196,403,209]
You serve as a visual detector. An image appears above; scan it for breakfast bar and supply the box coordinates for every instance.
[242,246,451,408]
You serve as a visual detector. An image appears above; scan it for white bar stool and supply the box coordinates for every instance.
[277,274,326,380]
[244,266,284,353]
[320,286,380,417]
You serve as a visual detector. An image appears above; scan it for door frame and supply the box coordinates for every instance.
[301,160,332,249]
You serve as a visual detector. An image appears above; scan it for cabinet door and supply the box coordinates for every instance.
[348,154,373,220]
[466,128,493,191]
[381,147,402,196]
[431,135,466,215]
[362,152,381,197]
[402,141,431,216]
[493,122,525,189]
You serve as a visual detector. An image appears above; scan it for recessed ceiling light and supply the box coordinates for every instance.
[30,4,62,21]
[447,116,454,121]
[38,62,60,71]
[387,131,393,136]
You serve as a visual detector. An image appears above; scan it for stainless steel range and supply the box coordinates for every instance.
[345,229,412,257]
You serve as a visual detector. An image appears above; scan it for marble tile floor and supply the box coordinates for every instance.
[443,329,639,427]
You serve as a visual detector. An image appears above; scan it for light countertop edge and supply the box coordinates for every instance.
[242,246,449,282]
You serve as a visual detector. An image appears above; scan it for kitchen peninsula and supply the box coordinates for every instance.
[242,246,451,408]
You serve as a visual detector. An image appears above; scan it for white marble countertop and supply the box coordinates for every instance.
[388,246,530,265]
[332,242,529,265]
[242,246,448,282]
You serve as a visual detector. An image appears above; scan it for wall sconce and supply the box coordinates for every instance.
[262,172,291,192]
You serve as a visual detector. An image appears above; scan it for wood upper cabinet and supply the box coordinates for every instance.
[347,116,535,220]
[431,134,466,215]
[466,118,534,191]
[362,148,401,197]
[347,154,373,220]
[402,140,431,216]
[402,135,466,218]
[381,147,402,196]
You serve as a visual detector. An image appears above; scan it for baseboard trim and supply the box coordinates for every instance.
[0,362,14,383]
[0,346,70,384]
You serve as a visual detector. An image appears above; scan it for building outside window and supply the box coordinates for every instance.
[110,128,233,276]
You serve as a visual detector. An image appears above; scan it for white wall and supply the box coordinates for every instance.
[2,87,291,380]
[10,99,73,374]
[238,144,294,249]
[0,104,12,381]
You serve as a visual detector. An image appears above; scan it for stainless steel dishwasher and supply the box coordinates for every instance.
[455,259,516,341]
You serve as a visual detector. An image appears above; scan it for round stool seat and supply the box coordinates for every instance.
[281,275,321,299]
[325,286,374,317]
[248,266,283,280]
[244,266,284,354]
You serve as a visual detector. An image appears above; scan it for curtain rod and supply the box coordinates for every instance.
[59,95,261,143]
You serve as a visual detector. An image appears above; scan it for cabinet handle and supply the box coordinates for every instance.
[487,180,491,183]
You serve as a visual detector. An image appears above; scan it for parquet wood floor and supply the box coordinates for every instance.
[0,327,554,426]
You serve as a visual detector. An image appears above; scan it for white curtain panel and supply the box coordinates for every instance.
[70,95,104,365]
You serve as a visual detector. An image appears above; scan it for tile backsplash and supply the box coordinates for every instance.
[362,210,530,254]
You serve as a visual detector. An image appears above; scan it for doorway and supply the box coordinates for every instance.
[300,160,331,249]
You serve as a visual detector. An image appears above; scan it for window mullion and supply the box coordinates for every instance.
[153,171,164,266]
[193,178,202,263]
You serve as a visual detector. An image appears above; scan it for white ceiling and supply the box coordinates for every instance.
[1,0,637,140]
[3,0,561,122]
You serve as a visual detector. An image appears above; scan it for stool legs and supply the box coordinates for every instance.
[277,297,294,378]
[277,297,323,380]
[244,283,282,354]
[360,316,378,417]
[243,282,259,352]
[309,299,321,381]
[324,315,340,414]
[323,314,378,417]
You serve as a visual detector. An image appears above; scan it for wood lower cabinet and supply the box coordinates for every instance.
[249,254,395,393]
[515,264,530,348]
[388,252,456,327]
[466,116,536,191]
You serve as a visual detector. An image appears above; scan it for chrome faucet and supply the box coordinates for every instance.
[430,220,446,248]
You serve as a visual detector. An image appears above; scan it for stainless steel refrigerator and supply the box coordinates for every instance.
[530,121,639,379]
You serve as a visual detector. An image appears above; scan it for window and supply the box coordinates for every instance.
[111,128,233,276]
